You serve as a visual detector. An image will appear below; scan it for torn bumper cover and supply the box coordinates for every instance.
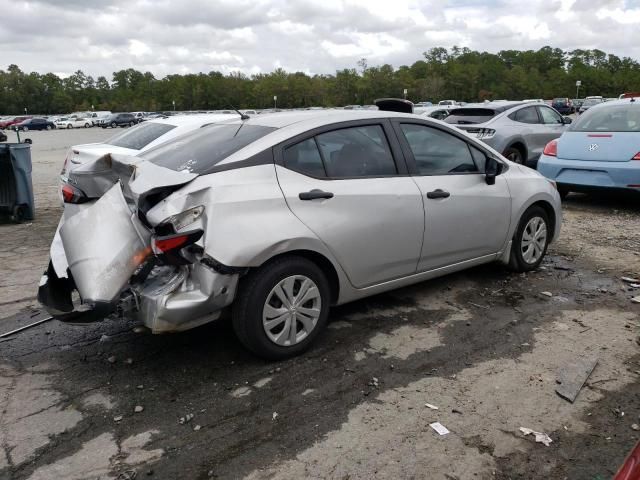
[38,179,239,332]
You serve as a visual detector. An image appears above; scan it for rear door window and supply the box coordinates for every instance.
[513,107,540,124]
[316,125,397,178]
[283,138,326,177]
[400,123,478,175]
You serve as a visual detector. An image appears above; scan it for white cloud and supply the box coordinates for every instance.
[0,0,638,79]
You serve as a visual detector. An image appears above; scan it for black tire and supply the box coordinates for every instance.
[66,124,72,129]
[46,125,52,130]
[111,122,117,128]
[508,206,550,272]
[84,123,90,128]
[232,255,331,360]
[10,204,27,223]
[557,185,570,200]
[129,121,134,127]
[503,146,524,164]
[22,126,28,132]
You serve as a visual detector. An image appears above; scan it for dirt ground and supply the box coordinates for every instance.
[0,129,639,480]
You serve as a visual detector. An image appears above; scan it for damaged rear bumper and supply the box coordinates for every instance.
[38,182,239,332]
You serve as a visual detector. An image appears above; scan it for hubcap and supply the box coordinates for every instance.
[262,275,321,347]
[521,216,547,264]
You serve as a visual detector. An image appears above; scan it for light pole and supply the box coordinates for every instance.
[575,80,581,99]
[24,107,27,115]
[273,95,277,109]
[403,88,408,100]
[172,100,175,112]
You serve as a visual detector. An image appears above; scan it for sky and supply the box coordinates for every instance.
[1,0,639,79]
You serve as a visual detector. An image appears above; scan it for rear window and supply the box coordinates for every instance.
[140,123,276,174]
[444,108,497,125]
[570,104,640,132]
[107,122,176,150]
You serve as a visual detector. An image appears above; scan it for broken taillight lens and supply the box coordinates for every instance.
[61,183,89,204]
[151,230,203,264]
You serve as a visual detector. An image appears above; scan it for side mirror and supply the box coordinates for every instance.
[562,116,572,124]
[485,157,502,185]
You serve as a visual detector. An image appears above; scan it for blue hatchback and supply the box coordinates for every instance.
[537,99,640,197]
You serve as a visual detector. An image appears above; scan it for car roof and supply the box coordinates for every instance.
[448,101,525,113]
[583,98,639,111]
[152,113,239,127]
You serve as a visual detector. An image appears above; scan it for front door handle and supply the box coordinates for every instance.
[299,189,334,200]
[426,189,450,199]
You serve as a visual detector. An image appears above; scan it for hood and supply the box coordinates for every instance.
[557,132,640,162]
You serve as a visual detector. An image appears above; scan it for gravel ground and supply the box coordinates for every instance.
[0,128,639,480]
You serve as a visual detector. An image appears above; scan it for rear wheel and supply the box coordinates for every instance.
[22,126,28,132]
[46,125,52,130]
[232,256,330,360]
[10,204,27,223]
[84,123,90,128]
[110,121,117,128]
[66,124,72,129]
[503,146,524,164]
[129,121,134,127]
[558,185,570,200]
[509,206,550,272]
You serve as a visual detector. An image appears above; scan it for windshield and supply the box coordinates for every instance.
[444,108,497,125]
[140,123,276,174]
[553,98,567,103]
[582,99,602,107]
[570,104,640,132]
[107,122,176,150]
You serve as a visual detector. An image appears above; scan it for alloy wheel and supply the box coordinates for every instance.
[262,275,321,347]
[521,216,547,264]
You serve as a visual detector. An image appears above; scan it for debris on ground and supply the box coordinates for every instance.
[519,427,553,446]
[134,405,144,413]
[193,424,201,431]
[425,403,439,410]
[429,422,450,436]
[369,377,379,388]
[272,412,278,421]
[621,276,640,283]
[540,291,553,297]
[555,356,598,402]
[114,415,123,422]
[631,296,640,304]
[107,356,117,363]
[632,424,640,431]
[179,413,195,424]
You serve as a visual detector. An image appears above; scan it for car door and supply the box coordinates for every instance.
[275,120,425,288]
[537,106,567,148]
[391,120,512,272]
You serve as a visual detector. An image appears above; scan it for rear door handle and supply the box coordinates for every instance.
[299,189,334,200]
[426,189,450,199]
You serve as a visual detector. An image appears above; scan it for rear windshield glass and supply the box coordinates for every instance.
[570,104,640,132]
[444,109,496,125]
[107,122,176,150]
[140,123,276,173]
[582,99,602,107]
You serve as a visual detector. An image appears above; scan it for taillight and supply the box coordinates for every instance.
[543,139,558,157]
[61,183,89,204]
[632,152,640,160]
[151,230,203,265]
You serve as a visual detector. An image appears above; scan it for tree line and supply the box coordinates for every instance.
[1,46,639,115]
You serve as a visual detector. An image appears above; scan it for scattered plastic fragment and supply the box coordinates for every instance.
[519,427,552,446]
[429,422,449,435]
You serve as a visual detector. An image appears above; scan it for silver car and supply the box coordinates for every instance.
[39,110,562,359]
[445,101,573,166]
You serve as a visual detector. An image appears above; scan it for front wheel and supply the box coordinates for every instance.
[46,125,52,130]
[110,122,117,128]
[509,206,550,272]
[129,121,134,127]
[66,124,72,129]
[232,256,330,360]
[84,123,90,128]
[22,126,28,132]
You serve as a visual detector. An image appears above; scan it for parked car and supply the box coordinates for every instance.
[619,92,640,99]
[40,109,561,360]
[572,99,584,110]
[99,113,138,128]
[537,98,640,198]
[85,111,112,126]
[416,105,453,120]
[55,117,92,129]
[579,97,605,114]
[444,101,572,166]
[61,114,239,179]
[438,100,457,106]
[0,116,32,129]
[551,98,574,115]
[12,117,55,131]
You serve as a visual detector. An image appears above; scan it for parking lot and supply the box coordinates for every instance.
[0,128,639,479]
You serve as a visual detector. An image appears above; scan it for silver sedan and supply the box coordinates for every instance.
[39,110,562,359]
